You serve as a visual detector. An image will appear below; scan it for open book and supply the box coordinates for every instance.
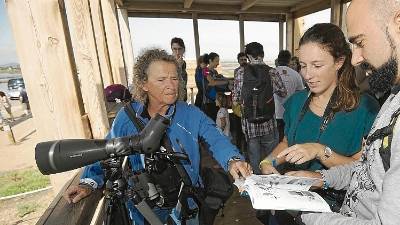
[234,174,332,212]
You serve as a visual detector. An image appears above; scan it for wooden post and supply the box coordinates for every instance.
[64,0,110,139]
[5,0,90,140]
[5,0,92,192]
[279,22,284,51]
[192,13,200,60]
[293,17,304,55]
[330,0,343,26]
[286,13,294,54]
[341,2,348,38]
[118,8,135,86]
[239,17,245,52]
[3,124,16,144]
[89,0,114,87]
[101,0,128,86]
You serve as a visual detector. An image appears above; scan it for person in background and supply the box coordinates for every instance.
[0,91,14,121]
[202,52,229,121]
[232,42,287,175]
[232,52,248,152]
[216,93,231,139]
[64,48,252,225]
[260,23,380,224]
[288,56,301,73]
[194,54,208,109]
[274,50,305,142]
[19,87,30,116]
[171,37,188,101]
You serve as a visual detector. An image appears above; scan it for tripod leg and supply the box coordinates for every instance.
[102,196,132,225]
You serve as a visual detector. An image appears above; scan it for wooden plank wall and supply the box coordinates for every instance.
[89,0,114,87]
[101,0,128,87]
[5,0,90,141]
[64,0,110,139]
[118,8,135,85]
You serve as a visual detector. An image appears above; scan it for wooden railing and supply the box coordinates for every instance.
[36,171,104,225]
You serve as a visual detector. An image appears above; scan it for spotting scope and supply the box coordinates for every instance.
[35,114,169,175]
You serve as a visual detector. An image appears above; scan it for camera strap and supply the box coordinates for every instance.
[291,88,338,144]
[124,102,145,130]
[124,102,199,223]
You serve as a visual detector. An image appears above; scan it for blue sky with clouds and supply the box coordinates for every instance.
[0,1,330,65]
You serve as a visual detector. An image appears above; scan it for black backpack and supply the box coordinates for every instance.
[241,64,275,123]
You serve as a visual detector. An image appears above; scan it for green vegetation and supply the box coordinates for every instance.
[17,202,39,217]
[0,67,21,74]
[0,168,50,197]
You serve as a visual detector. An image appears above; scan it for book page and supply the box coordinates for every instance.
[234,174,320,191]
[235,175,332,212]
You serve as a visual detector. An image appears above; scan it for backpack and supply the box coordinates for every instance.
[366,106,400,172]
[241,64,275,123]
[104,84,131,102]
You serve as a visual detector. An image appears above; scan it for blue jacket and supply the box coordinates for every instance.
[80,100,243,224]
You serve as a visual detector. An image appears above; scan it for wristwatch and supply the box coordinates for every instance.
[227,156,242,167]
[319,145,333,161]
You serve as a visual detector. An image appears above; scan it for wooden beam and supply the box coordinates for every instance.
[241,0,258,11]
[124,2,289,15]
[292,0,331,19]
[101,0,128,86]
[118,8,135,85]
[192,13,200,60]
[128,12,286,22]
[64,0,110,139]
[239,17,245,52]
[341,2,348,38]
[330,0,343,26]
[286,13,294,54]
[5,0,90,140]
[89,0,114,87]
[279,22,284,51]
[36,170,103,225]
[293,17,304,55]
[184,0,194,9]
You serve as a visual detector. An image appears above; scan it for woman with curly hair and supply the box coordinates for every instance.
[64,48,251,225]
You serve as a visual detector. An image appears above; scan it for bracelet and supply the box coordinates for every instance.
[317,170,329,190]
[259,158,277,169]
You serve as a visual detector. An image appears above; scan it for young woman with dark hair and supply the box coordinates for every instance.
[257,22,381,225]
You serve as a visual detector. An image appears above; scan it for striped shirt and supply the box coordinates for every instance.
[232,59,287,139]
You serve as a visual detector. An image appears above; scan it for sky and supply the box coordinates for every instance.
[0,0,19,65]
[0,1,331,65]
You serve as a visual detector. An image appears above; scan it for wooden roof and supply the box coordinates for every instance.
[120,0,344,22]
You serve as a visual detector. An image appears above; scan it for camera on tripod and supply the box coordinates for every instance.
[35,113,191,225]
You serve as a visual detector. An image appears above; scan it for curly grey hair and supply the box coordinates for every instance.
[132,48,185,104]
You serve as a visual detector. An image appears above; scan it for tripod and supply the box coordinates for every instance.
[100,156,165,225]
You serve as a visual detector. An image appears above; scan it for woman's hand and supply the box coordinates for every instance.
[63,185,93,204]
[285,170,323,188]
[260,163,280,175]
[229,160,253,179]
[277,143,324,164]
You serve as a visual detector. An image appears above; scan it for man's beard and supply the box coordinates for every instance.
[360,57,397,94]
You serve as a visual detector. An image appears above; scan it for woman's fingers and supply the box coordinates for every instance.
[277,145,298,158]
[288,153,304,164]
